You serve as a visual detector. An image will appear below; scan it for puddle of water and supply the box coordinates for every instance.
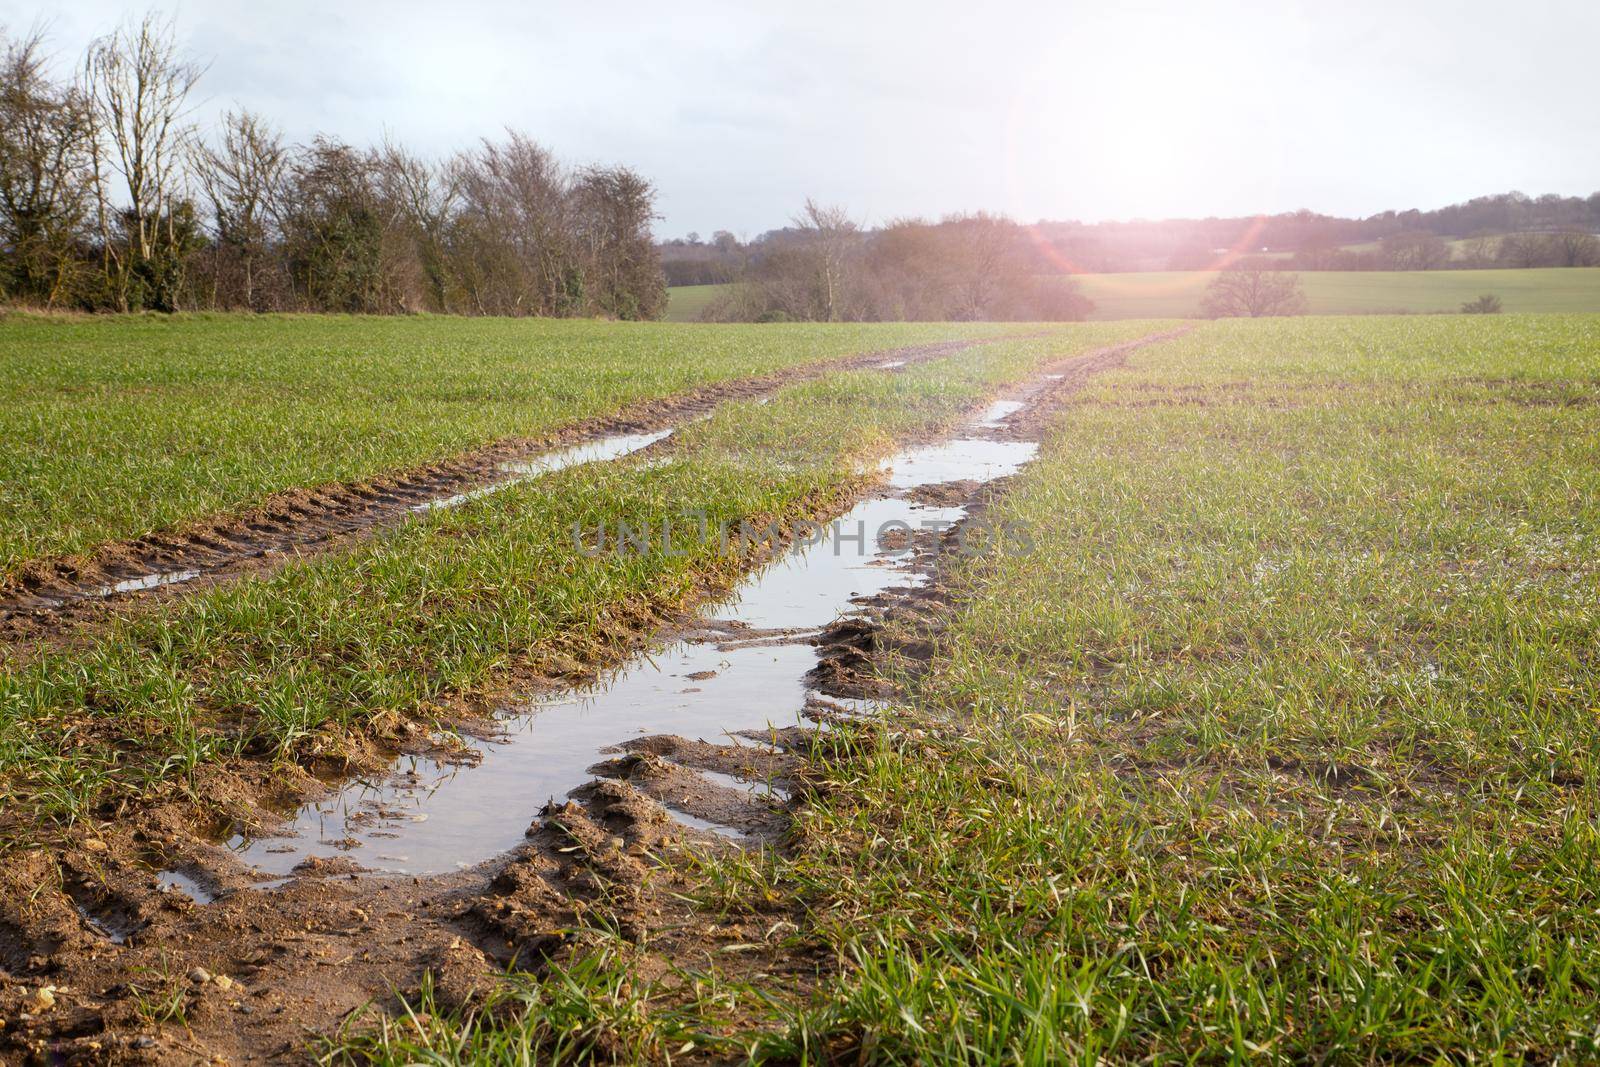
[660,807,747,838]
[690,766,791,801]
[156,869,217,904]
[877,359,908,369]
[231,411,1044,878]
[232,641,832,875]
[718,497,964,631]
[887,439,1037,491]
[96,569,202,598]
[498,430,674,476]
[53,432,679,605]
[975,400,1025,427]
[73,901,134,943]
[416,430,674,512]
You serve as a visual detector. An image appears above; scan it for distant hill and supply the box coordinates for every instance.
[663,192,1600,283]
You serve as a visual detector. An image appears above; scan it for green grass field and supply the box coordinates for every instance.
[744,314,1600,1058]
[664,283,728,321]
[0,313,1024,577]
[330,314,1600,1063]
[0,322,1155,825]
[7,310,1600,1060]
[666,269,1600,322]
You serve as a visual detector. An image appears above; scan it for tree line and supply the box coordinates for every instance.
[678,203,1093,322]
[0,17,665,317]
[668,191,1600,281]
[1288,228,1600,271]
[1048,193,1600,273]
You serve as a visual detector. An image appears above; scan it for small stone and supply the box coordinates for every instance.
[133,1036,157,1049]
[22,987,56,1013]
[213,974,235,992]
[187,966,212,984]
[83,839,108,852]
[609,837,627,851]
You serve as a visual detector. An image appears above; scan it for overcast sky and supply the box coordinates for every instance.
[5,0,1596,238]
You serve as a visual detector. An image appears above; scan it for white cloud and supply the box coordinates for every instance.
[4,0,1596,236]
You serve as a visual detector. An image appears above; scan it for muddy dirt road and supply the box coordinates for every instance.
[0,331,1180,1064]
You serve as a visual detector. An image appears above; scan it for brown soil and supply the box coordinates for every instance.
[0,755,812,1065]
[0,329,1188,1064]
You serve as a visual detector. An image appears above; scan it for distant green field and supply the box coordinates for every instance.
[1075,268,1600,319]
[667,269,1600,322]
[664,284,728,321]
[1335,236,1490,256]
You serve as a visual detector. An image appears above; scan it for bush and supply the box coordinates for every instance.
[1461,294,1503,314]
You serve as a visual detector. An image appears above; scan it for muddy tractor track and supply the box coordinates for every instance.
[0,336,1004,646]
[0,330,1182,1064]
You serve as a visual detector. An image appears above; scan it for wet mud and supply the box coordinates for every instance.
[0,330,1186,1063]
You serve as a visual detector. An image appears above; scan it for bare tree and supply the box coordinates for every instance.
[83,13,204,310]
[793,199,858,322]
[938,213,1017,319]
[1200,268,1306,318]
[1497,232,1557,269]
[571,164,665,320]
[451,132,576,315]
[865,216,947,319]
[375,136,457,311]
[1551,227,1600,268]
[277,137,387,312]
[711,206,1092,323]
[1456,232,1501,269]
[195,109,286,309]
[0,27,95,306]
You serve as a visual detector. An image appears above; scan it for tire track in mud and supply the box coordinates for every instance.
[0,328,1187,1063]
[210,328,1188,881]
[0,336,1001,647]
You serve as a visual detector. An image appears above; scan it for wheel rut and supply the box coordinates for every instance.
[0,329,1189,1063]
[0,335,1001,647]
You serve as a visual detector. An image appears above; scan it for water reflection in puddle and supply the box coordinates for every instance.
[72,900,134,943]
[975,400,1026,427]
[691,766,791,801]
[231,639,859,875]
[418,430,674,512]
[887,439,1037,490]
[156,869,217,904]
[232,407,1041,877]
[96,569,201,598]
